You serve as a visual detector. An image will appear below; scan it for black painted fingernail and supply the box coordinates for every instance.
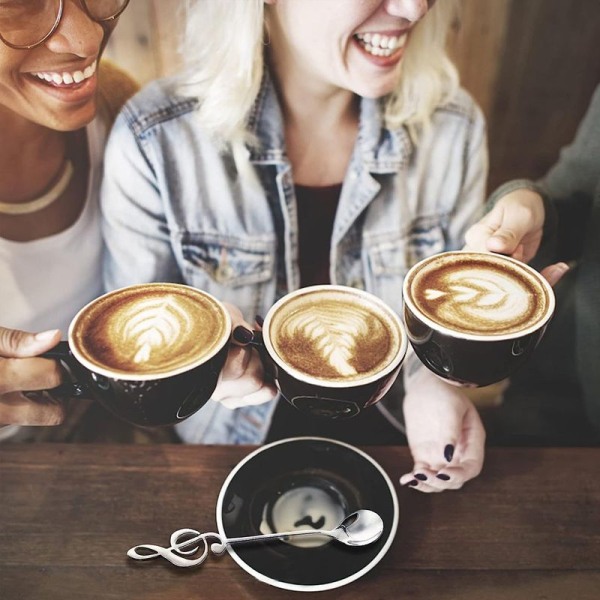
[444,444,455,462]
[233,326,254,344]
[255,314,264,327]
[414,473,427,481]
[436,473,451,481]
[407,479,419,487]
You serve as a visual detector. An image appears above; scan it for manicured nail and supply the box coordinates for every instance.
[407,479,419,487]
[414,473,427,481]
[233,326,254,344]
[34,329,60,341]
[444,444,455,462]
[255,314,264,327]
[436,473,451,481]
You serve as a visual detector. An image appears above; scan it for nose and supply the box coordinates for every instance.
[383,0,431,23]
[45,0,104,58]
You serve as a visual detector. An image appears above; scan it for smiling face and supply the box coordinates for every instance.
[0,1,117,132]
[265,0,433,99]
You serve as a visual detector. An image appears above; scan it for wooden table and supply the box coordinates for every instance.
[1,444,599,599]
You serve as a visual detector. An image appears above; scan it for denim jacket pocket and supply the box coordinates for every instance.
[364,215,447,313]
[180,233,275,287]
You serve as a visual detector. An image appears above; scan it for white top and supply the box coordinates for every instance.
[0,118,107,336]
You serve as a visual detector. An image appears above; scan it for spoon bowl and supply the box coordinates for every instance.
[331,510,385,546]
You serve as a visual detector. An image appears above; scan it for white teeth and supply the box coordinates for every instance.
[31,60,97,86]
[355,33,407,57]
[83,64,94,79]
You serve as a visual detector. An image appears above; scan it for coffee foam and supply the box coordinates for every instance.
[71,284,228,377]
[268,288,401,384]
[407,253,550,336]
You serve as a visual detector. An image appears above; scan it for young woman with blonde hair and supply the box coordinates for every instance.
[102,0,488,491]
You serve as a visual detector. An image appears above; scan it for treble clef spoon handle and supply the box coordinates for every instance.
[127,528,223,568]
[127,525,334,566]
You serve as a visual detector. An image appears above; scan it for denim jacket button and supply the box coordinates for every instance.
[215,264,234,282]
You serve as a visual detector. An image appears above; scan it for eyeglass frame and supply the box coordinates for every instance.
[0,0,130,50]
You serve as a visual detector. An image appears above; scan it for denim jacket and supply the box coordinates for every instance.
[101,72,488,444]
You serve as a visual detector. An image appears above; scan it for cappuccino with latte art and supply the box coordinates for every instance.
[402,251,555,387]
[265,287,404,385]
[258,286,407,419]
[45,283,232,427]
[71,283,229,378]
[405,252,551,337]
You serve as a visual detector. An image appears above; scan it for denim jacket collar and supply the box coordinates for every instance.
[246,69,414,173]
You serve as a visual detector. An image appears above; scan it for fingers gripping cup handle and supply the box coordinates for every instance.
[41,341,90,398]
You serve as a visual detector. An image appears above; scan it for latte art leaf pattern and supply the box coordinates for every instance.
[122,297,192,365]
[273,300,394,382]
[286,309,368,377]
[73,284,228,376]
[430,271,530,326]
[412,260,548,335]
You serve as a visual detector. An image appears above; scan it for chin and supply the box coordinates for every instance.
[50,104,98,132]
[353,73,402,100]
[355,83,397,100]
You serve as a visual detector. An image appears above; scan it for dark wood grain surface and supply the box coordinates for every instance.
[1,444,599,599]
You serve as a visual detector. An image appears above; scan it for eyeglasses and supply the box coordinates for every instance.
[0,0,129,50]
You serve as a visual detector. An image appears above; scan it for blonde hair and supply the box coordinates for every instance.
[180,0,460,150]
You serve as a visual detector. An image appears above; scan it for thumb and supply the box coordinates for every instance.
[0,327,62,358]
[486,227,523,255]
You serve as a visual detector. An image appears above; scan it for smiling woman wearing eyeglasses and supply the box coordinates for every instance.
[0,0,136,437]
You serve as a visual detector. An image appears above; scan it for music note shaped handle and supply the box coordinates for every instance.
[127,528,224,568]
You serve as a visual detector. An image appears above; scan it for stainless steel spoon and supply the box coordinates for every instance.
[210,509,384,554]
[127,509,384,568]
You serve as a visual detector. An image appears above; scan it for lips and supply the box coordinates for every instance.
[25,59,98,104]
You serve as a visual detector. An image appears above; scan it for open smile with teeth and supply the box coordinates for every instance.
[354,32,407,57]
[30,60,97,86]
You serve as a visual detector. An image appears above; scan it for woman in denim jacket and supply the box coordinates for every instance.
[102,0,488,492]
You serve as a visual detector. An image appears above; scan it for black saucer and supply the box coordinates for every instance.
[216,437,399,591]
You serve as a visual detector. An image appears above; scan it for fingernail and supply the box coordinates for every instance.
[444,444,455,462]
[34,329,60,341]
[233,326,254,344]
[414,473,427,481]
[255,314,264,327]
[407,479,419,487]
[436,473,451,481]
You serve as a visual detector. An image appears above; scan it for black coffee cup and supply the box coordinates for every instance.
[402,251,555,387]
[256,285,408,419]
[43,283,231,427]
